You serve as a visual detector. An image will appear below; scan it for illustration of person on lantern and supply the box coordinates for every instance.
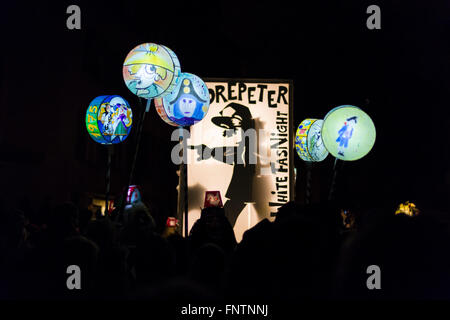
[336,116,358,156]
[100,103,115,135]
[168,78,208,126]
[124,44,168,97]
[190,102,256,227]
[110,97,131,142]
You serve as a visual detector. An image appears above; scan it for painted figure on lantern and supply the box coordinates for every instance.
[336,116,358,156]
[87,95,133,145]
[100,103,115,135]
[169,78,208,125]
[113,104,130,141]
[128,63,167,97]
[123,43,180,99]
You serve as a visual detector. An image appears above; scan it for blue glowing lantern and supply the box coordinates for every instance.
[154,73,210,126]
[86,95,133,144]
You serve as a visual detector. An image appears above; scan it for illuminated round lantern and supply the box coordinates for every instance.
[154,72,210,126]
[123,43,181,99]
[154,98,179,126]
[321,105,376,161]
[86,95,133,144]
[295,119,328,162]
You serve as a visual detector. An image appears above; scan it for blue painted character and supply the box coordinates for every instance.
[169,78,207,126]
[336,116,357,156]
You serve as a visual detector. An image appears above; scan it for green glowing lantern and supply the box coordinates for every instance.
[321,105,376,161]
[295,119,328,162]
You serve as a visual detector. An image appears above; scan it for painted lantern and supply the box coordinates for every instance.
[295,119,329,162]
[86,95,133,144]
[154,73,210,126]
[123,43,181,99]
[127,185,142,204]
[321,105,376,161]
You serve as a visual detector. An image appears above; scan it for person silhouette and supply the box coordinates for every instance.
[190,102,256,227]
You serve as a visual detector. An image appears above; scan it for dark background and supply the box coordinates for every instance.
[1,0,449,218]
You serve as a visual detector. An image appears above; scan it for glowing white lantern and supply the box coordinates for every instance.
[295,119,328,162]
[122,43,181,99]
[321,105,376,161]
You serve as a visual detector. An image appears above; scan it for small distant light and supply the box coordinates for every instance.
[395,201,420,216]
[166,217,179,227]
[126,185,142,204]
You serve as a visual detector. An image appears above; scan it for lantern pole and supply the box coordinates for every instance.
[328,157,343,201]
[128,98,151,187]
[178,126,189,238]
[305,161,312,205]
[105,145,113,216]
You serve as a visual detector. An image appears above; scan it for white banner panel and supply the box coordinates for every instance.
[186,79,294,242]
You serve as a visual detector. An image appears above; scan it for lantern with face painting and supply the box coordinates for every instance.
[123,43,181,99]
[154,73,210,126]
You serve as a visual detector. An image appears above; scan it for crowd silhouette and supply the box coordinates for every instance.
[1,193,450,301]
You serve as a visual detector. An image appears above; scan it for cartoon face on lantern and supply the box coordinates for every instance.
[321,105,376,161]
[86,95,133,145]
[155,73,210,126]
[295,119,328,162]
[122,43,181,99]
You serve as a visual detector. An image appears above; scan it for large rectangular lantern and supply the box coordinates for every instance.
[186,79,294,242]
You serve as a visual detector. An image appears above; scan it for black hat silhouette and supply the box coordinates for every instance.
[211,102,252,129]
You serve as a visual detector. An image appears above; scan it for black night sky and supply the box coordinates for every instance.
[1,0,450,216]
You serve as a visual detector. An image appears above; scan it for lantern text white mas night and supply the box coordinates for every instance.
[86,95,133,144]
[321,105,376,161]
[123,43,181,99]
[154,73,210,126]
[295,119,328,162]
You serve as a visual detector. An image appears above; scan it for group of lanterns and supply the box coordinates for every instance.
[85,42,376,162]
[295,105,376,162]
[84,41,376,216]
[86,42,211,145]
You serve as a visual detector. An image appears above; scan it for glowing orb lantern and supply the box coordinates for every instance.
[86,95,133,144]
[154,73,210,126]
[295,119,329,162]
[123,43,181,99]
[321,105,376,161]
